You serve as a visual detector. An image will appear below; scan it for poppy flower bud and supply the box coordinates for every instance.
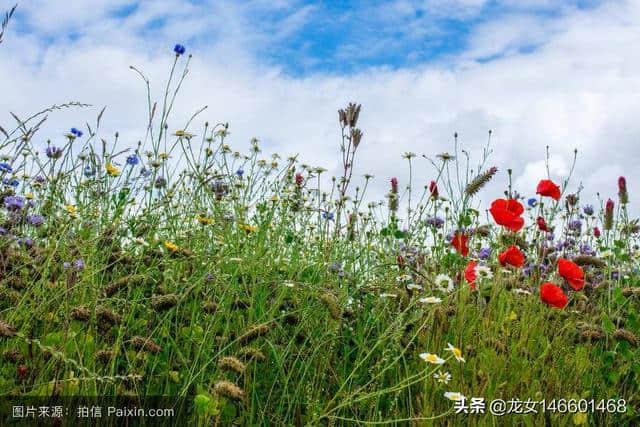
[390,177,398,194]
[604,199,614,230]
[295,173,304,187]
[618,176,628,205]
[397,255,405,268]
[593,226,601,238]
[536,216,550,232]
[429,181,439,199]
[17,365,28,380]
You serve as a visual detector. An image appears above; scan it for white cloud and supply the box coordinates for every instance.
[1,0,639,220]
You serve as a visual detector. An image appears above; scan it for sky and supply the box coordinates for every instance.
[1,0,639,217]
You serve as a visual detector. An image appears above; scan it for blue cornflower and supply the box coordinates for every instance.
[84,165,95,177]
[70,128,83,137]
[126,154,139,166]
[322,211,334,221]
[2,178,19,187]
[4,195,25,211]
[235,168,244,177]
[174,44,186,55]
[568,220,582,232]
[583,205,594,216]
[26,214,45,227]
[46,146,63,159]
[0,162,12,173]
[527,198,537,208]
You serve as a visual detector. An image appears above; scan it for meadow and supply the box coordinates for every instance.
[0,19,639,426]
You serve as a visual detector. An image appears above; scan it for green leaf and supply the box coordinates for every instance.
[602,314,615,334]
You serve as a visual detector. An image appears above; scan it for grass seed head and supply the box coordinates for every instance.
[239,322,273,344]
[613,329,638,347]
[130,336,162,354]
[218,356,246,374]
[319,292,342,320]
[151,294,178,311]
[70,306,91,322]
[214,380,245,402]
[237,347,267,362]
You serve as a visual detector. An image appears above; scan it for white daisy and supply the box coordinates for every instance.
[433,371,452,384]
[475,265,493,280]
[406,283,423,291]
[396,274,412,283]
[435,274,454,293]
[444,392,465,401]
[446,343,465,363]
[419,353,445,364]
[419,296,442,304]
[380,293,397,299]
[512,288,532,296]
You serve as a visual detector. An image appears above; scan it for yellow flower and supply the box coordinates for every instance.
[106,163,120,177]
[173,130,195,139]
[64,205,77,217]
[270,195,280,202]
[25,192,34,200]
[507,311,518,321]
[446,343,465,363]
[196,215,214,225]
[164,241,180,253]
[159,153,170,160]
[238,223,258,233]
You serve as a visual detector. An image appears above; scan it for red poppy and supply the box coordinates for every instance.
[429,180,439,199]
[451,232,469,256]
[557,258,585,290]
[498,245,525,268]
[540,282,568,308]
[536,216,550,232]
[464,260,477,290]
[489,199,524,232]
[536,179,561,200]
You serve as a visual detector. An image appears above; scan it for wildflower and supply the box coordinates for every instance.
[154,177,167,188]
[46,146,63,159]
[557,258,585,290]
[434,371,452,384]
[419,296,442,304]
[419,353,445,364]
[235,168,244,177]
[489,199,524,232]
[478,247,491,260]
[437,152,455,162]
[536,179,561,200]
[539,282,568,309]
[476,265,493,280]
[435,274,454,292]
[173,130,194,139]
[451,232,469,256]
[426,216,444,228]
[498,245,525,268]
[379,293,397,299]
[2,178,18,187]
[604,199,614,230]
[583,205,594,216]
[196,215,213,225]
[536,216,550,232]
[70,127,83,137]
[568,219,582,232]
[446,343,465,363]
[106,163,120,177]
[126,154,139,165]
[396,274,411,283]
[322,211,334,221]
[74,259,85,270]
[527,198,537,208]
[26,214,45,227]
[464,261,477,290]
[238,223,258,233]
[164,241,180,253]
[512,288,532,296]
[593,226,601,238]
[18,238,33,248]
[618,176,628,204]
[173,43,186,55]
[444,392,465,401]
[64,205,77,217]
[3,195,25,211]
[429,181,439,199]
[0,162,12,173]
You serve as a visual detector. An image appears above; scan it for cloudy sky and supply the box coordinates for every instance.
[1,0,638,215]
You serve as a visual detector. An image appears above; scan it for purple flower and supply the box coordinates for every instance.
[18,238,34,248]
[0,227,6,235]
[205,273,215,281]
[4,195,25,211]
[2,178,19,187]
[26,214,45,227]
[478,247,491,260]
[426,216,444,228]
[583,205,594,216]
[46,146,63,159]
[74,259,85,270]
[63,261,71,269]
[568,219,582,232]
[34,175,46,184]
[154,177,167,188]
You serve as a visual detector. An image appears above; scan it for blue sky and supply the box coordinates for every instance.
[2,0,640,212]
